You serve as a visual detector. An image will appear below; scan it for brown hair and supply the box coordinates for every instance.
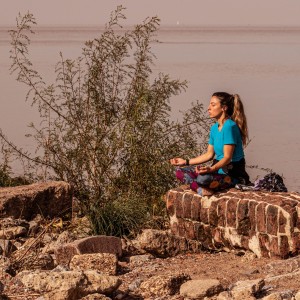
[212,92,249,145]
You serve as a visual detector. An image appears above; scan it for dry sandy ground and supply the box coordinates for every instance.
[2,249,299,299]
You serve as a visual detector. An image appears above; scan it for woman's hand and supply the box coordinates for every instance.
[195,165,214,174]
[170,157,186,166]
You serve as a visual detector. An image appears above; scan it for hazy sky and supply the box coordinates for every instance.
[2,0,300,27]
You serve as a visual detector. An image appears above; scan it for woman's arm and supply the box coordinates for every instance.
[198,144,235,174]
[170,144,215,166]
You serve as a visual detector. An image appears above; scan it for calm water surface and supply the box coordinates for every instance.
[0,26,300,191]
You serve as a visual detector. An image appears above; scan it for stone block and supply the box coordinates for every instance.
[200,206,209,224]
[184,220,195,240]
[182,193,193,219]
[249,201,258,232]
[278,210,288,234]
[266,205,278,235]
[177,218,186,237]
[54,236,122,265]
[166,190,176,216]
[202,225,214,250]
[256,203,267,233]
[291,232,300,254]
[268,236,280,258]
[175,193,183,218]
[226,198,238,227]
[212,227,225,249]
[217,198,227,227]
[208,200,219,227]
[191,195,201,221]
[237,199,251,235]
[258,233,270,258]
[170,221,179,236]
[279,235,290,258]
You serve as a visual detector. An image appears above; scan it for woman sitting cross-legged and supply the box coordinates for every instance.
[170,92,251,196]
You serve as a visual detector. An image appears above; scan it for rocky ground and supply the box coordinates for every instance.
[1,214,300,300]
[1,182,300,300]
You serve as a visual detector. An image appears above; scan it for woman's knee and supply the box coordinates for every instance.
[176,168,197,184]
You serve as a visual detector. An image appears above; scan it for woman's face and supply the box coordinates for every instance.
[208,96,225,119]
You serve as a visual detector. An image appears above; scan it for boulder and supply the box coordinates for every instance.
[55,236,122,265]
[0,181,72,220]
[230,278,265,299]
[139,273,190,297]
[180,279,223,299]
[18,269,121,300]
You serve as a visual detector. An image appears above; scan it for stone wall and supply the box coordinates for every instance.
[166,187,300,258]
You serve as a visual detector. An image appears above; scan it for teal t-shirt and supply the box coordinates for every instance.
[209,119,244,164]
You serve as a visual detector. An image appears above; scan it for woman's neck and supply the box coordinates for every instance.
[217,114,229,127]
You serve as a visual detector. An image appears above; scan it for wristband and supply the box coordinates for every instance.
[186,159,190,166]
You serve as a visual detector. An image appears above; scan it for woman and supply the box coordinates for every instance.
[170,92,250,196]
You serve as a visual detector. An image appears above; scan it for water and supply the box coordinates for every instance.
[0,26,300,191]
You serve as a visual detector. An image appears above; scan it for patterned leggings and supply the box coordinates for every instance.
[175,166,238,195]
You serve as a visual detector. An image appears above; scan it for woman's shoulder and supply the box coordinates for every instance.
[224,119,238,128]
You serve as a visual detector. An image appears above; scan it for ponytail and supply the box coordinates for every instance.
[212,92,249,146]
[231,94,248,146]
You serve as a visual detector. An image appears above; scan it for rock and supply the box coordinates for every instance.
[21,253,55,271]
[28,215,43,236]
[180,279,223,299]
[129,254,154,267]
[0,226,27,240]
[262,292,283,299]
[266,256,300,276]
[0,255,12,276]
[83,270,121,295]
[0,181,72,220]
[136,229,198,258]
[216,291,232,300]
[265,270,300,285]
[276,290,293,300]
[139,273,190,297]
[43,230,79,254]
[54,236,122,265]
[70,253,117,275]
[295,290,300,300]
[0,217,29,229]
[19,270,121,300]
[0,240,17,256]
[230,278,265,299]
[128,278,142,291]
